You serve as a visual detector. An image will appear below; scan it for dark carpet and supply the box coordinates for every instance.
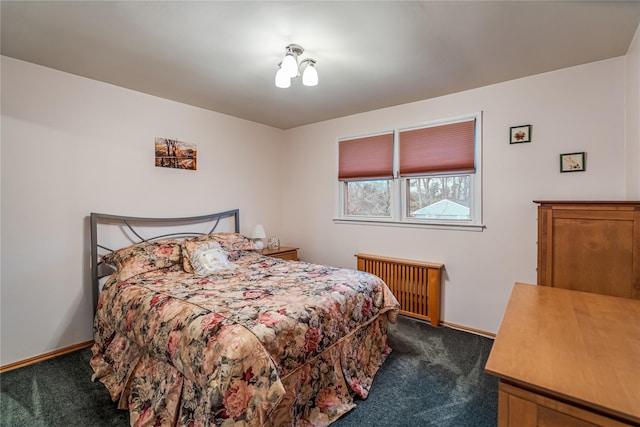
[0,316,498,426]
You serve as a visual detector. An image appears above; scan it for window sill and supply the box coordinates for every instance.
[333,218,485,232]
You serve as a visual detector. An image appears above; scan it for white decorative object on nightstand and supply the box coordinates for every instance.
[251,224,266,250]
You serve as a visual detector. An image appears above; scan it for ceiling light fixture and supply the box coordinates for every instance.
[275,44,318,88]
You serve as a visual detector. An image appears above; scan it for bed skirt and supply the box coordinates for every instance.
[91,312,393,427]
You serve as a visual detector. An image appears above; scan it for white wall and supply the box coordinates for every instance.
[0,57,285,365]
[281,58,627,334]
[626,23,640,199]
[0,52,633,365]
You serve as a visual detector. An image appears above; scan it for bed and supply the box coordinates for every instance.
[89,210,400,426]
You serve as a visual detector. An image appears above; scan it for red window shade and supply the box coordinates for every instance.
[338,133,394,180]
[399,119,475,176]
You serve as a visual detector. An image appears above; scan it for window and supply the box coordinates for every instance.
[338,132,394,218]
[336,113,482,229]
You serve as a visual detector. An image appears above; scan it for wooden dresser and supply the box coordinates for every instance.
[534,200,640,299]
[486,283,640,427]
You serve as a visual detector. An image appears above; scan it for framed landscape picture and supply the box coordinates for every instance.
[155,138,197,170]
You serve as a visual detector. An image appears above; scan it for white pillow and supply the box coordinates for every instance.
[189,241,238,276]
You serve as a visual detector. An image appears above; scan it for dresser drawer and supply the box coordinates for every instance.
[260,246,298,261]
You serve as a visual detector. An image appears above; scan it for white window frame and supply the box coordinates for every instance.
[335,112,483,231]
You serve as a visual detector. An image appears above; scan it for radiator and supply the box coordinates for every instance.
[356,253,443,326]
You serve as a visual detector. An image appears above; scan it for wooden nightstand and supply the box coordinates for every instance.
[260,246,298,261]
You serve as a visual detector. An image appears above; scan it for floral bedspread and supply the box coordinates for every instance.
[91,250,399,426]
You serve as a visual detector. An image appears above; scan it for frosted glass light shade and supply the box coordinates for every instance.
[302,63,318,86]
[281,53,299,78]
[275,67,291,88]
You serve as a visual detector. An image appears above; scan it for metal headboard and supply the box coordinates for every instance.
[90,209,240,312]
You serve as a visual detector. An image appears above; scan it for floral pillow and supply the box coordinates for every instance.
[102,239,182,281]
[188,232,257,252]
[182,240,238,276]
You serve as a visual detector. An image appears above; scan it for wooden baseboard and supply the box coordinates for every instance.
[442,321,496,338]
[398,314,495,338]
[0,340,94,374]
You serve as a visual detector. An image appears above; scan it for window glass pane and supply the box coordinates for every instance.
[345,180,391,216]
[407,175,471,220]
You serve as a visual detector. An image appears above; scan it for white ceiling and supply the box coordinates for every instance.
[2,1,639,130]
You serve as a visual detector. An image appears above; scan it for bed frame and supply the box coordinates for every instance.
[90,209,240,312]
[89,208,399,426]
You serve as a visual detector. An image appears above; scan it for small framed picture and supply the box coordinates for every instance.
[155,137,197,170]
[510,124,531,144]
[560,152,586,173]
